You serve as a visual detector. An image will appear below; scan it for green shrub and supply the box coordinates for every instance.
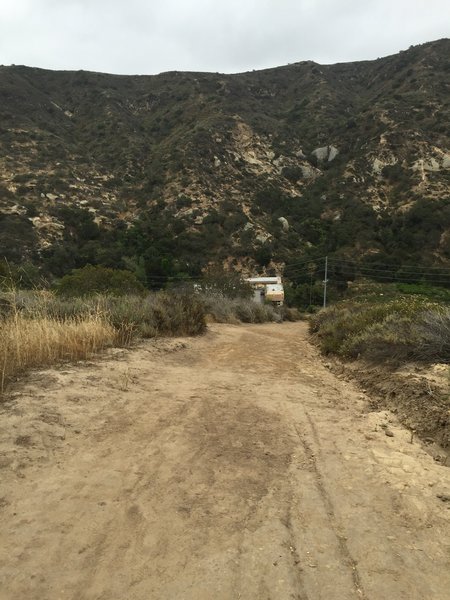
[3,289,206,340]
[341,314,418,360]
[100,292,206,338]
[310,296,450,363]
[56,265,145,297]
[310,302,400,354]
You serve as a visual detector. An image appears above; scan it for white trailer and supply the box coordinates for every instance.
[245,276,284,306]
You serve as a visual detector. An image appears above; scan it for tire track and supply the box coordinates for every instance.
[283,494,311,600]
[293,417,367,599]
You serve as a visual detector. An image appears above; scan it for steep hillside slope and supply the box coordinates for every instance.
[0,39,449,285]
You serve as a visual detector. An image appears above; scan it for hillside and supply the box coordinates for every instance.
[0,39,449,288]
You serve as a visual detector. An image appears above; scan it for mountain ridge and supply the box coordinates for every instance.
[0,38,449,288]
[5,37,447,76]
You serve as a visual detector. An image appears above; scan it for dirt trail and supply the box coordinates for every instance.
[1,322,450,600]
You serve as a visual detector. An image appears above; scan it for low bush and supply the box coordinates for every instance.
[102,292,206,339]
[310,301,402,355]
[201,292,281,323]
[56,265,145,297]
[200,292,239,323]
[341,314,419,360]
[310,297,450,362]
[234,300,280,323]
[280,306,302,321]
[410,309,450,362]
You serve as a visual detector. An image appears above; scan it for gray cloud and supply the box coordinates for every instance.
[0,0,448,74]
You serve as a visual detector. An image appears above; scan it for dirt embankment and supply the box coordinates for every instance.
[327,358,450,462]
[1,322,450,600]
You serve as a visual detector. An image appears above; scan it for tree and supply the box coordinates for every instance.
[56,265,145,297]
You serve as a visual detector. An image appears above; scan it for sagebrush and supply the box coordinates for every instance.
[310,297,450,363]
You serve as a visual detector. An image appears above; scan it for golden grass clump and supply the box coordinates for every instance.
[0,313,116,393]
[0,288,208,393]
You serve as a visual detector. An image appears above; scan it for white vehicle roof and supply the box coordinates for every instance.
[245,277,282,284]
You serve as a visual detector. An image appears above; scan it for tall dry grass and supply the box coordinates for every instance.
[0,311,116,393]
[0,289,206,393]
[0,286,285,394]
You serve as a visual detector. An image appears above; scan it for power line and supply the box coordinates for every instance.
[342,273,450,285]
[281,257,450,287]
[282,256,327,269]
[281,265,326,278]
[283,269,450,286]
[283,256,450,277]
[326,257,450,275]
[327,264,450,278]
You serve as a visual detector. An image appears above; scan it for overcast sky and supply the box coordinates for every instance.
[0,0,448,75]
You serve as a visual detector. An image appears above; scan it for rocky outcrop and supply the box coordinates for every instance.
[278,217,289,231]
[311,145,339,163]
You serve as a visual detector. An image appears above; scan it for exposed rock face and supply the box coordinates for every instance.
[372,156,397,174]
[311,145,339,163]
[230,120,277,175]
[278,217,289,231]
[300,164,316,179]
[412,152,450,172]
[255,232,272,244]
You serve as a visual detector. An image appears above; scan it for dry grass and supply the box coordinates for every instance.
[0,312,116,393]
[0,287,283,394]
[201,292,281,323]
[0,289,207,393]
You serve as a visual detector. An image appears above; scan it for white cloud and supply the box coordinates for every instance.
[0,0,448,74]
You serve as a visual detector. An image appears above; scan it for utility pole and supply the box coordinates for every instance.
[323,256,328,308]
[307,262,315,307]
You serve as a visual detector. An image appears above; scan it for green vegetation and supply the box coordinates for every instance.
[0,39,449,285]
[56,265,145,297]
[345,281,450,303]
[310,295,450,363]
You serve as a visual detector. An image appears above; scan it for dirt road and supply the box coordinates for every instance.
[1,322,450,599]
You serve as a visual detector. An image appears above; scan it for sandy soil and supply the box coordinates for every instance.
[1,322,450,600]
[326,360,450,461]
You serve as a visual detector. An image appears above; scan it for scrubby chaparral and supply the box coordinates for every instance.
[0,40,449,295]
